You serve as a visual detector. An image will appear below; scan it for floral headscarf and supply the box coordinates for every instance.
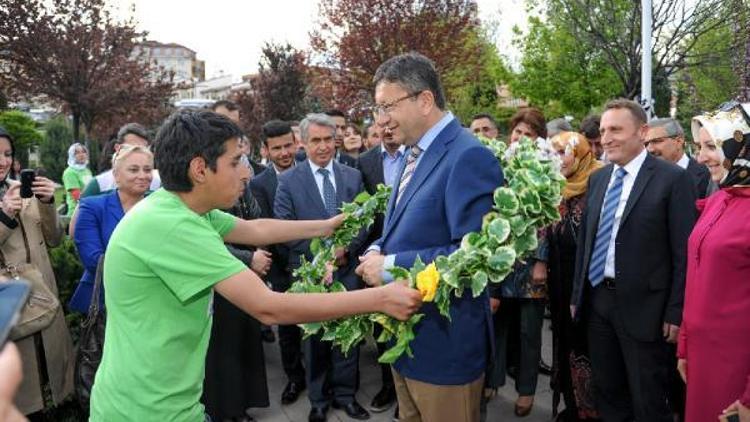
[691,102,750,187]
[67,142,89,171]
[550,131,603,199]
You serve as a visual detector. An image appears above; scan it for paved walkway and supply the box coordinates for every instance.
[250,321,554,422]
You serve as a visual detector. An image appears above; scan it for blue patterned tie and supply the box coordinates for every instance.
[588,167,627,287]
[317,168,338,217]
[397,145,422,204]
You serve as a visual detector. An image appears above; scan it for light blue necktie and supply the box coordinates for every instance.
[588,167,627,287]
[317,168,338,217]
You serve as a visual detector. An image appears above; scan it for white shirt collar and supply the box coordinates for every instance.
[616,148,648,177]
[676,153,689,169]
[308,159,334,176]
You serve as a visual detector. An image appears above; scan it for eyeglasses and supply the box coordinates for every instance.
[371,91,422,119]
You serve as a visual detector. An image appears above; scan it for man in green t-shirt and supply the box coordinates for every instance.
[89,110,422,422]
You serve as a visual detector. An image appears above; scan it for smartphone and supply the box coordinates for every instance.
[720,411,740,422]
[20,169,35,199]
[0,281,30,348]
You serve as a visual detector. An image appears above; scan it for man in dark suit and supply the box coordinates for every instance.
[571,99,697,422]
[355,128,404,414]
[645,117,711,198]
[274,113,370,422]
[249,120,306,405]
[324,109,358,167]
[356,53,503,422]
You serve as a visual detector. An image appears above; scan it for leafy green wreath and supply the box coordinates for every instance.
[288,136,565,363]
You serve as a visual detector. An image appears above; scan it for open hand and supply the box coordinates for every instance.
[379,281,422,321]
[677,358,687,383]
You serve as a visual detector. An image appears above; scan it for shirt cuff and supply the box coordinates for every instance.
[382,254,395,283]
[366,244,381,254]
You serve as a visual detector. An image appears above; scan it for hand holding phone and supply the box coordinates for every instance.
[19,169,35,199]
[719,410,740,422]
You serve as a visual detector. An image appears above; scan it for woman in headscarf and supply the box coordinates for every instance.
[0,126,73,417]
[678,102,750,422]
[62,142,92,217]
[546,132,603,421]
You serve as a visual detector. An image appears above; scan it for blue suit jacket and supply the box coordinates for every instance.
[69,190,125,313]
[375,117,504,385]
[274,160,368,290]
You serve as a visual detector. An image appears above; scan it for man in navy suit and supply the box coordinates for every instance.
[571,100,696,422]
[356,53,504,422]
[249,120,307,405]
[274,113,370,422]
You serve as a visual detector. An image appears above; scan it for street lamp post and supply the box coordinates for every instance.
[641,0,654,120]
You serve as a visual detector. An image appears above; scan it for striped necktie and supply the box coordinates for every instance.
[317,168,338,217]
[588,167,627,287]
[397,145,422,204]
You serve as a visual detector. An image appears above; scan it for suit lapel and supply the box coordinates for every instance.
[585,166,612,250]
[381,119,457,241]
[107,191,125,221]
[372,146,385,185]
[298,161,328,216]
[332,161,346,207]
[620,155,656,226]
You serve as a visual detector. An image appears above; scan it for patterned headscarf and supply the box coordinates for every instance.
[550,131,603,199]
[691,102,750,187]
[67,142,89,171]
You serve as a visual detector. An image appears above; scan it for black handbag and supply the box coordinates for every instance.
[74,255,106,410]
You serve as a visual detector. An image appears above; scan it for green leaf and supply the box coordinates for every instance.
[494,187,519,214]
[353,191,371,204]
[488,246,517,275]
[387,266,411,282]
[410,256,426,282]
[470,270,488,297]
[487,218,511,243]
[513,227,539,253]
[309,238,322,256]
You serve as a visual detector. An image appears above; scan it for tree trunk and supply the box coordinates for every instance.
[72,112,81,141]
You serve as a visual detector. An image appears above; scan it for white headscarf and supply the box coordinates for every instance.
[67,142,89,171]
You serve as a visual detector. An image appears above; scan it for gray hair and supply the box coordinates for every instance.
[649,118,684,138]
[117,122,150,144]
[299,113,336,142]
[373,52,446,110]
[546,118,573,137]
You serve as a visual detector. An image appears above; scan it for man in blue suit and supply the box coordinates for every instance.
[356,53,504,422]
[274,113,370,422]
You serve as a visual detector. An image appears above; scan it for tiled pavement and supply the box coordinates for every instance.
[249,320,554,422]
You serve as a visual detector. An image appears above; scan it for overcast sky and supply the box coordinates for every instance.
[112,0,528,80]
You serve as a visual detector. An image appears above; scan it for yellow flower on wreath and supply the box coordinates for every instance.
[416,263,440,302]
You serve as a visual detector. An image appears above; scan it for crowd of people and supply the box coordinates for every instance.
[0,52,748,422]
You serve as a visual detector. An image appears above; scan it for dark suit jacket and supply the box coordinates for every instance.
[356,145,386,248]
[686,157,710,199]
[273,160,367,290]
[571,153,696,342]
[249,167,290,290]
[375,117,504,385]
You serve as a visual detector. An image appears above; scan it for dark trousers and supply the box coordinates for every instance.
[587,286,671,422]
[305,334,359,407]
[279,323,305,384]
[489,298,545,395]
[373,324,394,388]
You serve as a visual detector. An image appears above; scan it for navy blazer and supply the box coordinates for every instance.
[375,117,504,385]
[69,190,125,313]
[274,160,367,290]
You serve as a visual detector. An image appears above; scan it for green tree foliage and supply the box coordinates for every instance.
[0,110,43,167]
[40,117,74,183]
[510,17,621,119]
[445,29,512,125]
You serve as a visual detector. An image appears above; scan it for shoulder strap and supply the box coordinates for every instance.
[86,255,105,318]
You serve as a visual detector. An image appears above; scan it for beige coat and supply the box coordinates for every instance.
[1,191,73,414]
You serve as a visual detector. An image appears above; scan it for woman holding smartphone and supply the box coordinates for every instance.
[0,126,73,417]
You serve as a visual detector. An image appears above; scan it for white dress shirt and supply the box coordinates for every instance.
[676,153,689,170]
[308,160,336,204]
[603,148,648,279]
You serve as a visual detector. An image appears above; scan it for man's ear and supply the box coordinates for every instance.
[188,156,208,185]
[419,90,435,116]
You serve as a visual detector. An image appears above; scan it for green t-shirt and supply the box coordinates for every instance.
[62,166,92,216]
[89,189,246,421]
